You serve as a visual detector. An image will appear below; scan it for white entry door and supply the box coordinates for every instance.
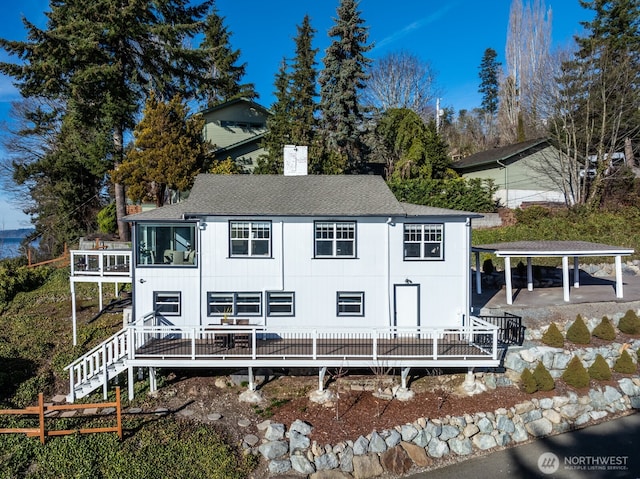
[394,284,420,330]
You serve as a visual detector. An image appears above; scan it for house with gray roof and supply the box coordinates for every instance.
[201,98,271,172]
[453,138,568,208]
[66,174,510,402]
[126,174,484,332]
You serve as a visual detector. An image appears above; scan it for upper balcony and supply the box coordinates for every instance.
[70,250,132,279]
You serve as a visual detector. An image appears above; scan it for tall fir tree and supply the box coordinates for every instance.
[289,14,319,149]
[478,48,501,115]
[318,0,372,173]
[198,6,256,108]
[256,59,292,174]
[0,0,213,241]
[114,93,207,207]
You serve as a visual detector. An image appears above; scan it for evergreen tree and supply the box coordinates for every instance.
[0,0,213,241]
[478,48,501,115]
[114,93,207,207]
[319,0,372,173]
[11,104,111,256]
[289,14,319,149]
[198,6,256,107]
[371,108,451,180]
[256,59,292,174]
[257,15,319,175]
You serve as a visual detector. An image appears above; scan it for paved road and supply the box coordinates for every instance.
[405,412,640,479]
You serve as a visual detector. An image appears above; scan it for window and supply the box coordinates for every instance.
[267,292,295,316]
[137,223,196,266]
[337,292,364,316]
[230,221,271,257]
[404,224,444,260]
[153,292,181,316]
[207,292,262,316]
[315,221,356,258]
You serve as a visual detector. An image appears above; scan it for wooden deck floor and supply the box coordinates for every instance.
[134,336,494,362]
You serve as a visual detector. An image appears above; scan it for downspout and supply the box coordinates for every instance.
[465,217,472,324]
[386,217,393,327]
[497,159,508,208]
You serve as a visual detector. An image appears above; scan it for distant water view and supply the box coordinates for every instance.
[0,237,24,259]
[0,229,34,259]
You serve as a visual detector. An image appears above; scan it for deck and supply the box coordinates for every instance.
[126,322,502,369]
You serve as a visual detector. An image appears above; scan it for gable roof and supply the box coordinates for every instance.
[125,174,482,221]
[453,138,549,170]
[198,97,271,117]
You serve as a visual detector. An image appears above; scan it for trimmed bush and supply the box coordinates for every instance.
[562,356,590,388]
[618,310,640,335]
[532,362,555,391]
[588,354,612,381]
[592,316,616,341]
[541,323,564,348]
[566,315,591,344]
[613,349,637,374]
[520,368,538,393]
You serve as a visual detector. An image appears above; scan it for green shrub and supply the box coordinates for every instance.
[514,205,552,224]
[532,362,555,391]
[592,316,616,341]
[618,310,640,335]
[562,356,590,388]
[566,315,591,344]
[520,368,538,393]
[588,354,612,380]
[541,323,564,348]
[613,349,637,374]
[97,202,118,234]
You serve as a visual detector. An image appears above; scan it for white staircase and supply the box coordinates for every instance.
[65,328,129,403]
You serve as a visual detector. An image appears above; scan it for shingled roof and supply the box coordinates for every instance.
[125,174,481,220]
[453,138,549,170]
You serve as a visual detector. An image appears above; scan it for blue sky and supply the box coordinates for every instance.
[0,0,592,229]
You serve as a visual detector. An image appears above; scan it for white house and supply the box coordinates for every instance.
[66,174,510,402]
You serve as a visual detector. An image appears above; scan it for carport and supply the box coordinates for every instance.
[472,241,634,304]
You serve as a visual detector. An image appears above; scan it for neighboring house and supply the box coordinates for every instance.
[66,174,515,402]
[201,98,271,172]
[453,138,567,209]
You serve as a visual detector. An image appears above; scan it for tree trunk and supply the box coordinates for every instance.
[113,127,130,241]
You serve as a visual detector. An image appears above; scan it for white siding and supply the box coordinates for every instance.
[132,214,473,330]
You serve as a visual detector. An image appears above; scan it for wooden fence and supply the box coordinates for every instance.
[0,387,122,444]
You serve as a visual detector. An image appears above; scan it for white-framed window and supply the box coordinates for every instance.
[404,223,444,260]
[136,223,197,266]
[266,292,295,316]
[153,291,181,316]
[336,291,364,316]
[207,292,262,316]
[230,221,271,257]
[315,221,356,258]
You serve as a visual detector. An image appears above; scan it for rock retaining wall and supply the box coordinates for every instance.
[251,331,640,478]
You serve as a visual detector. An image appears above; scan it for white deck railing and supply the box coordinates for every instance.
[70,249,132,277]
[128,317,499,362]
